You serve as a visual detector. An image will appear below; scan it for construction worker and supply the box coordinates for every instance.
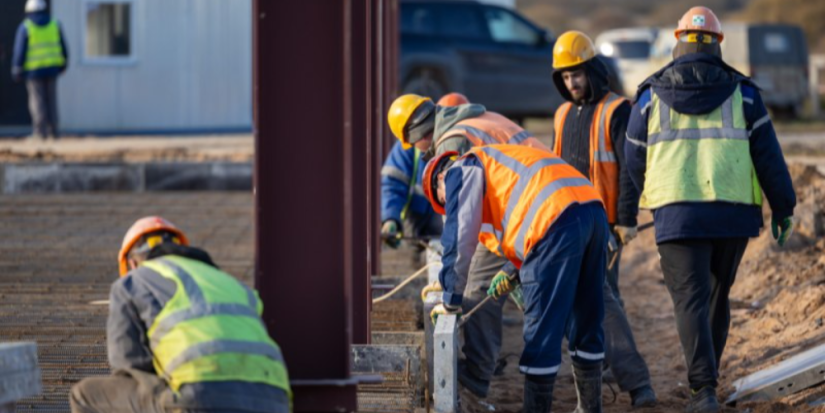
[550,31,656,408]
[424,144,608,413]
[626,7,796,413]
[380,94,468,250]
[388,92,545,398]
[70,217,291,413]
[12,0,68,141]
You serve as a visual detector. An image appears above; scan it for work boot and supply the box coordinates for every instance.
[458,359,490,398]
[523,375,555,413]
[685,386,720,413]
[630,385,657,408]
[571,362,602,413]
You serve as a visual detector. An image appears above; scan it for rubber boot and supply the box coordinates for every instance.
[523,374,555,413]
[571,362,602,413]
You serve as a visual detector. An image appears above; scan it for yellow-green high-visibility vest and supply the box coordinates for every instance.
[142,256,291,396]
[23,19,66,71]
[639,84,763,209]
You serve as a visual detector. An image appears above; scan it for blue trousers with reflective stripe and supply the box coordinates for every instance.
[518,202,607,376]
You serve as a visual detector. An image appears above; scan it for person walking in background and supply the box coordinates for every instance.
[12,0,68,141]
[550,30,656,408]
[625,6,796,412]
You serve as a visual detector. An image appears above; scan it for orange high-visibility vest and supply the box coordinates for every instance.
[466,145,603,268]
[437,112,549,151]
[553,92,626,224]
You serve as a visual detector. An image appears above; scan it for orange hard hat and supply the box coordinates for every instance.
[118,216,189,276]
[437,92,470,107]
[422,151,460,215]
[675,6,723,42]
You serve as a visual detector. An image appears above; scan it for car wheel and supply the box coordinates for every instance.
[403,69,447,100]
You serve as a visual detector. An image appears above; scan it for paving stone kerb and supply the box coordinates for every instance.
[0,162,252,193]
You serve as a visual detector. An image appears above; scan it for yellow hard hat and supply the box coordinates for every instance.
[387,94,434,149]
[552,31,596,70]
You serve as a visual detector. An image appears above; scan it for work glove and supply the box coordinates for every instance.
[614,225,638,245]
[381,219,402,248]
[420,280,443,301]
[487,271,518,299]
[771,216,794,247]
[430,303,462,325]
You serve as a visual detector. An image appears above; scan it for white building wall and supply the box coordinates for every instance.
[55,0,252,132]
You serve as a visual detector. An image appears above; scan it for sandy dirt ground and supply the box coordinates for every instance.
[416,162,825,413]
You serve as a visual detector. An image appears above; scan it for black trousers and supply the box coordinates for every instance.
[658,237,749,390]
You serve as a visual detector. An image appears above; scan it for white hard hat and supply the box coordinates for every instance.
[25,0,47,13]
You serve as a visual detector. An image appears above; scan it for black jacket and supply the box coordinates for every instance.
[551,58,639,227]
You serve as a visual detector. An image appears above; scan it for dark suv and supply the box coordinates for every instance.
[400,0,564,120]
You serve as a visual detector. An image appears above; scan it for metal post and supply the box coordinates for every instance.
[254,0,380,409]
[346,0,371,346]
[433,315,459,413]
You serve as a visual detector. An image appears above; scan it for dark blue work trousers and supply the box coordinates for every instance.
[518,202,608,377]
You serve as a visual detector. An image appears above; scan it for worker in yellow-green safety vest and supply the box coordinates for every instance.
[379,93,471,257]
[381,141,443,256]
[625,6,796,413]
[12,0,68,141]
[70,216,291,413]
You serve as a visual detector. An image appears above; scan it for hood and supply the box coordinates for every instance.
[552,57,611,104]
[26,12,51,25]
[636,53,754,115]
[433,103,487,140]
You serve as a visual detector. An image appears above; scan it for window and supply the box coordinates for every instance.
[84,1,134,63]
[401,4,437,36]
[600,41,651,59]
[483,8,538,45]
[438,5,487,40]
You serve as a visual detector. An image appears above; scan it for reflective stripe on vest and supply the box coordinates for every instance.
[24,19,65,71]
[552,92,626,224]
[437,112,550,151]
[143,257,291,395]
[468,145,603,266]
[640,84,763,209]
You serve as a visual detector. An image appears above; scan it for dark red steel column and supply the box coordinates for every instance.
[254,0,377,410]
[346,0,371,344]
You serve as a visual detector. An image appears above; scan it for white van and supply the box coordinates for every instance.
[650,23,809,117]
[595,28,659,98]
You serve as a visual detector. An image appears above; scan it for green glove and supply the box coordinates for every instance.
[381,220,402,248]
[771,216,794,247]
[487,271,517,299]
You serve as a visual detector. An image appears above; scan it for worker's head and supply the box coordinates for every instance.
[422,151,459,215]
[388,94,437,151]
[552,31,596,103]
[24,0,46,13]
[437,92,470,107]
[673,6,723,59]
[118,216,189,277]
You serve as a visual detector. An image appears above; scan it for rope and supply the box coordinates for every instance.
[372,262,438,304]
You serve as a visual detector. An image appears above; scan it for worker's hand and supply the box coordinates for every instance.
[771,216,794,247]
[614,225,638,245]
[420,280,443,301]
[487,271,517,299]
[381,220,402,248]
[430,303,462,325]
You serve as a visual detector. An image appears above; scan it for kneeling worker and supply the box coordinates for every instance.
[425,145,609,413]
[70,216,291,413]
